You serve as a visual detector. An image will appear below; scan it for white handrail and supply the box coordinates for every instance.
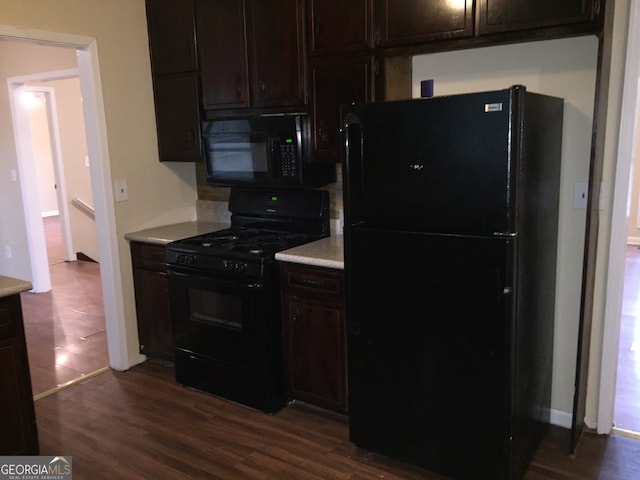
[71,197,95,219]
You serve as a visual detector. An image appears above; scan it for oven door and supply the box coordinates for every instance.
[167,266,280,373]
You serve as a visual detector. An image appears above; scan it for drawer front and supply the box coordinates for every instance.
[130,241,167,271]
[281,264,343,298]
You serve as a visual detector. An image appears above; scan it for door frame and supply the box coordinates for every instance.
[597,0,640,434]
[1,24,136,371]
[9,78,78,288]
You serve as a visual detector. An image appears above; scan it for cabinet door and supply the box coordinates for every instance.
[131,243,174,361]
[310,55,375,162]
[478,0,599,34]
[197,0,250,110]
[246,0,306,108]
[308,0,374,55]
[146,0,198,74]
[375,0,473,47]
[132,269,174,361]
[283,296,346,412]
[153,72,202,162]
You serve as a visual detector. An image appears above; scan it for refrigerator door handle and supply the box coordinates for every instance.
[493,232,518,237]
[342,112,364,225]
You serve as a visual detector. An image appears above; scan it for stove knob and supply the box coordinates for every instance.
[187,255,196,265]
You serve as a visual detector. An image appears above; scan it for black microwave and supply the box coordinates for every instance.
[201,115,336,188]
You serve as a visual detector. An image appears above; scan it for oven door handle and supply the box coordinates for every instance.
[167,269,264,291]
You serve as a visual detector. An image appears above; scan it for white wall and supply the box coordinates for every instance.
[412,35,599,423]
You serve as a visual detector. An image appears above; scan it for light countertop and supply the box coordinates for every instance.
[275,235,344,270]
[125,221,344,269]
[0,275,32,298]
[124,221,229,246]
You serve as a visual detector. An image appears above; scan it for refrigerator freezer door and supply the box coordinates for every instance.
[343,89,515,235]
[345,228,515,479]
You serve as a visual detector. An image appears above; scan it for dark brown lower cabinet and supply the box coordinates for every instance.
[280,263,346,413]
[0,294,39,455]
[130,241,174,362]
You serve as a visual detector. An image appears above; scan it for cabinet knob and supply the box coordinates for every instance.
[259,79,267,96]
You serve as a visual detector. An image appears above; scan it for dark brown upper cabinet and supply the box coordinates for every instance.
[197,0,306,113]
[196,0,249,110]
[146,0,202,162]
[309,55,376,162]
[374,0,474,47]
[478,0,601,35]
[152,73,203,162]
[307,0,374,56]
[146,0,198,74]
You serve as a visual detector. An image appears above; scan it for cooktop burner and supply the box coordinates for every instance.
[170,227,318,259]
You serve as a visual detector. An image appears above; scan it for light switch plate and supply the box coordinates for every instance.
[114,180,128,202]
[573,182,588,209]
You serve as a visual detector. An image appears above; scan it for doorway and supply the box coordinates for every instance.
[1,25,136,373]
[598,0,640,437]
[615,242,640,435]
[8,72,109,396]
[614,97,640,436]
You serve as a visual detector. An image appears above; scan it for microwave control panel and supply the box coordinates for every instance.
[279,140,298,178]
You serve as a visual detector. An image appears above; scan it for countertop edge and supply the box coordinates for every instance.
[275,253,344,270]
[125,221,228,246]
[0,276,33,298]
[275,235,344,271]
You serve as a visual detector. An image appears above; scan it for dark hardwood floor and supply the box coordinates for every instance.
[34,361,640,480]
[20,215,108,397]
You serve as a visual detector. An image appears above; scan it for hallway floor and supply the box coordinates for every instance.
[614,245,640,433]
[20,215,108,397]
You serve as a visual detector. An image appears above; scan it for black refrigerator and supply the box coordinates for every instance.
[341,85,563,480]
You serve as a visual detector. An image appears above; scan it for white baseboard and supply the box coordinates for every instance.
[550,408,573,429]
